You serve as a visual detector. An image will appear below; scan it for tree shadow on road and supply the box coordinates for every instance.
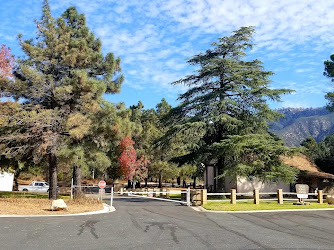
[78,220,99,239]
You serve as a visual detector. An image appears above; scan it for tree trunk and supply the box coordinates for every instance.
[13,162,21,191]
[128,180,132,189]
[216,157,224,192]
[145,178,148,187]
[177,177,181,186]
[48,153,58,200]
[193,176,196,188]
[73,163,83,199]
[158,175,162,188]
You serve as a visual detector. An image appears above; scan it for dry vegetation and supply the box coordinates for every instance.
[0,198,104,215]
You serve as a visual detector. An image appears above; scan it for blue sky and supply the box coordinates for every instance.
[1,0,334,109]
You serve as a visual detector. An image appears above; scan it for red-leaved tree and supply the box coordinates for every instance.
[134,155,149,183]
[0,44,14,78]
[119,136,137,182]
[0,44,15,101]
[118,136,149,188]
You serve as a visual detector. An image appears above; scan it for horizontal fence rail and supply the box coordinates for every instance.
[114,191,188,194]
[128,193,188,204]
[206,189,329,205]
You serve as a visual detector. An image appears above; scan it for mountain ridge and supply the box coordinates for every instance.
[270,107,334,146]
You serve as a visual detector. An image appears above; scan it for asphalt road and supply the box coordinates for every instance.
[1,197,334,249]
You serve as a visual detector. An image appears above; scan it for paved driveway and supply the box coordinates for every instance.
[1,197,334,249]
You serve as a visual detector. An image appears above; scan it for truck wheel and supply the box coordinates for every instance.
[23,189,28,192]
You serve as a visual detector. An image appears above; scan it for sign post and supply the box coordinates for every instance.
[110,186,113,207]
[98,180,106,202]
[295,184,309,205]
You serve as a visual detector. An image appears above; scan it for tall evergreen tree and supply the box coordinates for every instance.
[165,27,296,190]
[0,1,123,198]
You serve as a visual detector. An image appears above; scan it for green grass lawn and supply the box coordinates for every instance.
[168,193,181,199]
[0,191,69,199]
[203,200,334,211]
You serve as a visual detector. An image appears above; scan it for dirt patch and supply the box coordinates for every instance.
[0,198,104,215]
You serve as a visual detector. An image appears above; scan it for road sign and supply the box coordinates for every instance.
[99,188,105,195]
[296,184,309,199]
[98,180,106,189]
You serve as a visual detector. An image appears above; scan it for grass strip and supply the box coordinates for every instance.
[203,200,334,211]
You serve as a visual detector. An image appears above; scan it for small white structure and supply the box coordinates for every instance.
[0,172,14,191]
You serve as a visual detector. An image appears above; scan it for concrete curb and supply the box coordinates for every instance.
[0,203,116,218]
[192,206,334,213]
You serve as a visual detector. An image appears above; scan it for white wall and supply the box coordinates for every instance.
[236,177,290,193]
[0,172,14,191]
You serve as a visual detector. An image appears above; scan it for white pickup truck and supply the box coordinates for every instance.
[18,181,50,193]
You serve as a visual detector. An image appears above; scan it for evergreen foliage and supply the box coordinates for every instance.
[302,135,334,174]
[0,0,123,198]
[165,27,296,186]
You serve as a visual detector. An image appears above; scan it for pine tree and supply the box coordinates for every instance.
[128,99,188,187]
[0,1,123,198]
[166,27,296,190]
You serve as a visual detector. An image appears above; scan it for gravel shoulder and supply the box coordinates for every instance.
[0,198,103,215]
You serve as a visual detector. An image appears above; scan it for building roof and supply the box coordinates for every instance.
[281,154,334,180]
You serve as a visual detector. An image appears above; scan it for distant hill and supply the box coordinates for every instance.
[270,107,334,147]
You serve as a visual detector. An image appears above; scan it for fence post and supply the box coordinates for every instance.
[120,187,124,195]
[277,189,283,204]
[166,188,170,198]
[110,186,114,207]
[318,190,323,204]
[70,178,73,200]
[187,187,191,207]
[230,189,236,204]
[253,189,259,204]
[201,189,207,205]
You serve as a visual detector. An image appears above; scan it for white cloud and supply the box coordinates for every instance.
[2,0,333,108]
[295,68,314,73]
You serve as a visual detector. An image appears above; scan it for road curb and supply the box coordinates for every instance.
[192,206,334,213]
[0,203,116,218]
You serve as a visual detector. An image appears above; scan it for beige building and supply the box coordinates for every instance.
[204,154,334,193]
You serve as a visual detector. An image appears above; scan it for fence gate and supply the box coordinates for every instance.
[114,187,191,207]
[70,180,191,207]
